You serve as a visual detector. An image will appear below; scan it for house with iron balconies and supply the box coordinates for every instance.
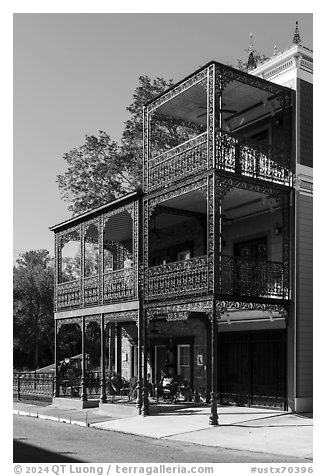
[50,26,312,420]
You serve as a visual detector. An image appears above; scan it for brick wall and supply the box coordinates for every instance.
[120,323,138,380]
[147,317,209,398]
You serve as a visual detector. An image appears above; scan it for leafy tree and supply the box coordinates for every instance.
[57,132,130,216]
[58,60,268,215]
[57,76,182,215]
[13,250,54,369]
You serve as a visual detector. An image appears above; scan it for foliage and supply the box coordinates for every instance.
[58,56,269,215]
[57,132,129,216]
[13,250,54,369]
[235,50,269,72]
[57,76,184,215]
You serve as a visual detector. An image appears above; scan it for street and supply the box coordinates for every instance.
[13,415,307,463]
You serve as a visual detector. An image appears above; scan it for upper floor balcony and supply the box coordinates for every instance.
[144,61,294,193]
[50,193,141,313]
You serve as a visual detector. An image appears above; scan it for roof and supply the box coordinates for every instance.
[144,59,292,110]
[49,190,141,232]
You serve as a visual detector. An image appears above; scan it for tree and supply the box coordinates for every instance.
[235,49,269,72]
[13,250,54,369]
[58,60,268,215]
[57,76,180,216]
[57,132,131,216]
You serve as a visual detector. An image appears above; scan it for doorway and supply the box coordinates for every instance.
[218,330,286,409]
[151,337,193,386]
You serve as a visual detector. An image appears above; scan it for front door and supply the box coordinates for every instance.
[218,330,286,409]
[151,337,193,387]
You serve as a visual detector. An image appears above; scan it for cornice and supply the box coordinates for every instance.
[251,45,313,84]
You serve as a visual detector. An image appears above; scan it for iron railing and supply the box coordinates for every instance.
[148,133,208,192]
[13,372,54,399]
[55,371,133,401]
[221,255,287,299]
[146,131,291,191]
[56,268,137,310]
[56,254,287,309]
[146,256,208,301]
[56,279,81,309]
[13,371,134,401]
[103,268,137,303]
[217,132,291,185]
[145,255,287,301]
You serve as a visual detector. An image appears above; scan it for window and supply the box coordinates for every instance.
[234,237,268,261]
[177,345,191,381]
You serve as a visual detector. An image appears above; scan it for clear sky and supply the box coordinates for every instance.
[13,12,313,261]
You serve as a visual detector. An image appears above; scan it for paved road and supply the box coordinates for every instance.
[13,415,306,463]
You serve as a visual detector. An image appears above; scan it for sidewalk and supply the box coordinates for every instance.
[13,400,313,460]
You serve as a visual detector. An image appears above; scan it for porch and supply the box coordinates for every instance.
[144,61,293,194]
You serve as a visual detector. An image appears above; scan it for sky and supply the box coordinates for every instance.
[13,11,313,262]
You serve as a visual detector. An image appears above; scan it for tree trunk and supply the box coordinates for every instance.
[34,341,39,369]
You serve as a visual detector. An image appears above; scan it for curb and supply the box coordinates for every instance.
[13,409,88,427]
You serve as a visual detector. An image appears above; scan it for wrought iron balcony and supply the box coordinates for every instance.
[145,255,208,301]
[146,131,291,192]
[56,268,138,311]
[221,255,287,299]
[103,268,137,303]
[56,279,81,309]
[218,132,291,185]
[148,133,207,192]
[144,254,288,302]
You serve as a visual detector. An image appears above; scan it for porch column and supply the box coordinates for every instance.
[141,309,150,416]
[136,307,143,413]
[108,322,113,372]
[81,315,87,402]
[53,319,59,397]
[114,323,121,374]
[209,301,219,425]
[100,314,107,403]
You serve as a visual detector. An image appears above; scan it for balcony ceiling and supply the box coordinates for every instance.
[154,188,279,229]
[155,78,282,132]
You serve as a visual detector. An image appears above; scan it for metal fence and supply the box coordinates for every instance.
[13,372,54,400]
[13,371,135,402]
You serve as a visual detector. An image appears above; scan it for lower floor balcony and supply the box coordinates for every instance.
[145,255,288,302]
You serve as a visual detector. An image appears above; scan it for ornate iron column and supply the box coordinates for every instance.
[141,308,150,416]
[80,315,87,402]
[108,322,113,371]
[207,64,225,425]
[53,319,59,398]
[209,301,218,425]
[99,214,104,305]
[136,307,143,413]
[282,190,291,300]
[100,313,107,403]
[80,223,84,307]
[136,199,143,413]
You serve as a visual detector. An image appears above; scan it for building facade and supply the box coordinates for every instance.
[50,38,313,420]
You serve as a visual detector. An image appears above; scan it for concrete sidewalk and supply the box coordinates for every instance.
[13,401,313,460]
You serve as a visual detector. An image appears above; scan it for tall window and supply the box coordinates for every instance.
[177,345,191,381]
